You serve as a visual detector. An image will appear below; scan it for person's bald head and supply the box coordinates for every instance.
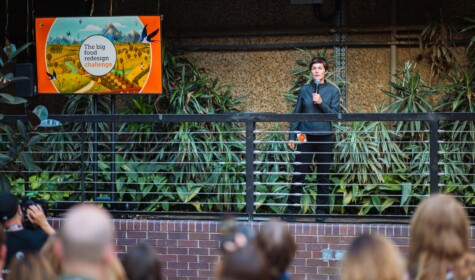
[60,204,114,263]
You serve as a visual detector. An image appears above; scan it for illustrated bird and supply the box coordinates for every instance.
[141,24,159,43]
[46,70,57,80]
[66,31,71,36]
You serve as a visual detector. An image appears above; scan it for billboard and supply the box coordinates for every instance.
[35,16,162,94]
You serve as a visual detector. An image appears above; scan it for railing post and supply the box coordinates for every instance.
[245,118,256,221]
[93,95,98,200]
[110,95,116,202]
[80,122,86,202]
[429,117,439,194]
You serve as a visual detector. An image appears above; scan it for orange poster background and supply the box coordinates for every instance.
[35,16,162,94]
[35,18,57,94]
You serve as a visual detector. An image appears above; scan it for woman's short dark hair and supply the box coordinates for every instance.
[309,57,329,70]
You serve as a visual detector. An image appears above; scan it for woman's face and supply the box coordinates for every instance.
[311,63,327,82]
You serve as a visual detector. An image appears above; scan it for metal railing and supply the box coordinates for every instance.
[2,112,475,221]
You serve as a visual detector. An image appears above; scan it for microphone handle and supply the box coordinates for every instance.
[314,83,320,93]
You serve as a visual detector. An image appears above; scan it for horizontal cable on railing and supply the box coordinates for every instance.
[254,182,431,187]
[36,130,246,136]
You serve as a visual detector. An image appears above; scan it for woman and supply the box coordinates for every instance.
[341,234,405,280]
[121,243,162,280]
[408,194,473,280]
[286,56,340,221]
[256,220,296,280]
[6,252,56,280]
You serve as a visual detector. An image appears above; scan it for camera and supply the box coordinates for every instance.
[20,196,48,230]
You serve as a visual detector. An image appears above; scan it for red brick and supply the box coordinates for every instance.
[198,240,220,249]
[178,240,198,248]
[116,238,137,246]
[296,235,318,243]
[189,262,210,270]
[306,243,328,251]
[158,239,178,247]
[178,255,198,263]
[148,232,168,239]
[318,266,341,275]
[140,239,158,246]
[161,269,177,277]
[168,262,188,270]
[189,248,209,255]
[168,232,189,240]
[168,247,189,255]
[177,269,197,277]
[198,270,215,278]
[189,233,210,240]
[158,255,178,262]
[295,265,318,274]
[126,231,146,239]
[318,236,341,244]
[295,250,312,259]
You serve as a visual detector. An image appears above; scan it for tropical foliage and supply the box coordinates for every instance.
[4,11,475,216]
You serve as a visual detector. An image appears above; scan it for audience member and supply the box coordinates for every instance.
[0,226,5,280]
[0,192,54,270]
[107,255,128,280]
[216,218,271,280]
[341,234,405,280]
[408,194,472,280]
[39,234,61,275]
[121,243,162,280]
[53,204,115,280]
[256,220,296,280]
[216,242,271,280]
[6,252,56,280]
[219,217,255,253]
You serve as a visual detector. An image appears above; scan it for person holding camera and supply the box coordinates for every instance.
[0,192,55,271]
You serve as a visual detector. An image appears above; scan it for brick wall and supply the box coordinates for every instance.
[48,218,441,280]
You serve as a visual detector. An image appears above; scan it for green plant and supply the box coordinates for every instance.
[435,63,475,189]
[0,42,47,192]
[254,124,294,213]
[382,61,437,142]
[154,49,245,212]
[419,2,458,78]
[41,94,111,171]
[106,154,170,211]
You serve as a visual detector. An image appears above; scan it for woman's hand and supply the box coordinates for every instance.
[312,93,322,104]
[288,140,295,150]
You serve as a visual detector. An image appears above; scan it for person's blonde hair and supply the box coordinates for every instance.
[408,194,470,280]
[40,234,61,275]
[341,234,404,280]
[7,253,57,280]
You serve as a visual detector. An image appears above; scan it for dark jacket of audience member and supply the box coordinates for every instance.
[0,192,53,270]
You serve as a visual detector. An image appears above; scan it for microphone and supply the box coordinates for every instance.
[314,79,320,93]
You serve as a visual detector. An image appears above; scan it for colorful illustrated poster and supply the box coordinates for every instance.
[35,16,162,94]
